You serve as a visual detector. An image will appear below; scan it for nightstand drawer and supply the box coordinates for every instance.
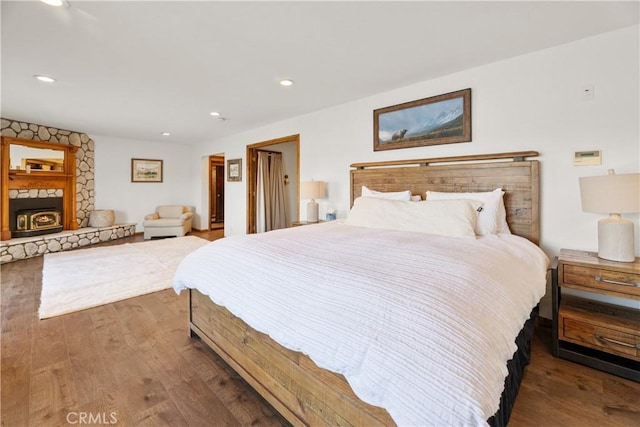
[563,264,640,299]
[554,250,640,380]
[561,317,640,360]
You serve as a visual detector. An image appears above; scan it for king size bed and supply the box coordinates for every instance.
[173,151,549,426]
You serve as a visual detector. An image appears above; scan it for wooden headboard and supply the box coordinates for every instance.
[350,151,540,244]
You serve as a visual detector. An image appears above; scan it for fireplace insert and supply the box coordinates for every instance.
[14,208,63,238]
[8,196,64,239]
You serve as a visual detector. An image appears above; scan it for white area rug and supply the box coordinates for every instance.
[39,236,209,319]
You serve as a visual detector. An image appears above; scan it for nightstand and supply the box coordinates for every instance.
[291,220,325,227]
[552,249,640,382]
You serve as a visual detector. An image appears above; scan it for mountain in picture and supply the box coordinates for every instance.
[406,103,463,138]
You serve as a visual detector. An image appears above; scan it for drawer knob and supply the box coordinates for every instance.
[594,276,640,288]
[595,333,640,349]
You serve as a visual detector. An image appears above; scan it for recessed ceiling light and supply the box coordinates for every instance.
[33,75,56,83]
[161,132,171,136]
[279,79,294,87]
[209,112,221,117]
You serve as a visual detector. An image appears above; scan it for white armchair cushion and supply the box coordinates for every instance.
[157,205,186,218]
[143,218,186,227]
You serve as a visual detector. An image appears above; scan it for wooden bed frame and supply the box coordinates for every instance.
[188,151,541,426]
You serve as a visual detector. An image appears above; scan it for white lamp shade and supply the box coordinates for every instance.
[579,172,640,214]
[300,181,326,200]
[579,170,639,262]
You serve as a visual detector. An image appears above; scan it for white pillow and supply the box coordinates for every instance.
[425,188,510,235]
[344,197,482,239]
[410,195,422,202]
[361,185,412,201]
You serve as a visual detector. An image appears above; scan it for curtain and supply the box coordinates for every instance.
[269,154,287,230]
[256,152,268,233]
[256,151,288,232]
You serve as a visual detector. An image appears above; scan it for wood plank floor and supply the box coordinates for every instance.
[2,231,639,426]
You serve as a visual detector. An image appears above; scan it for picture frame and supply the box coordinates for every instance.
[227,158,242,182]
[131,158,163,182]
[373,88,471,151]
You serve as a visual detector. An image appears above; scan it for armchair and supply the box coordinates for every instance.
[143,205,193,239]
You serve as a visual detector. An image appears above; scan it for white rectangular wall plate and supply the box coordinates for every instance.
[574,150,601,166]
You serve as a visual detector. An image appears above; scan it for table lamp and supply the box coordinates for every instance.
[579,169,640,262]
[300,180,326,223]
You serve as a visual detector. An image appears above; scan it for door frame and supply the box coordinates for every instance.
[246,134,300,234]
[208,154,225,231]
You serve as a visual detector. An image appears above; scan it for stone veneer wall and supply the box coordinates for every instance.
[1,118,95,228]
[10,188,63,199]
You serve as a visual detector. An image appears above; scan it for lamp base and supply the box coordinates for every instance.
[306,199,319,223]
[598,214,635,262]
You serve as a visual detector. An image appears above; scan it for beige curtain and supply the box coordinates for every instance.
[256,152,269,233]
[268,154,287,230]
[256,151,287,232]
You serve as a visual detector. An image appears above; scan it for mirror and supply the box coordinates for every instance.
[9,144,65,171]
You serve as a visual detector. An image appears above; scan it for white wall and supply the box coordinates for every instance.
[93,135,196,232]
[192,26,639,261]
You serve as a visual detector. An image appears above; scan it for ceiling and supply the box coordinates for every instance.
[2,1,638,145]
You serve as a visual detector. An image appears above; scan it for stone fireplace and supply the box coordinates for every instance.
[1,118,95,239]
[0,119,137,264]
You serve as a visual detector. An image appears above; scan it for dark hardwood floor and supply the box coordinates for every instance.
[1,231,638,426]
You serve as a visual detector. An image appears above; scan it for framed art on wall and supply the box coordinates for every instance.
[227,158,242,182]
[131,158,163,182]
[373,88,471,151]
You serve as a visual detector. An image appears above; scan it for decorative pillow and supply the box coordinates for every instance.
[344,197,482,238]
[361,185,412,201]
[410,195,422,202]
[425,188,510,235]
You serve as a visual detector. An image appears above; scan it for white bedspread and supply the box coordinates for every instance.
[173,221,549,426]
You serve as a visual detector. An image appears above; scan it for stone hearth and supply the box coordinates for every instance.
[0,223,136,264]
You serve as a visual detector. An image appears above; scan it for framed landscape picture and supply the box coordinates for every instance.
[131,158,163,182]
[227,158,242,182]
[373,88,471,151]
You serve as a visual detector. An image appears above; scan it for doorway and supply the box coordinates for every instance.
[209,155,225,230]
[246,134,300,234]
